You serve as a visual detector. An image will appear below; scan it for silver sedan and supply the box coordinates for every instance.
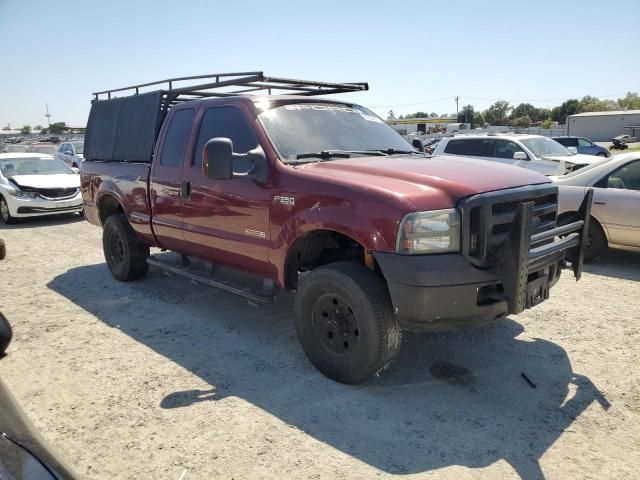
[555,153,640,261]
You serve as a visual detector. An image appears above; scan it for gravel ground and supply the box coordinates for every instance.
[0,215,639,480]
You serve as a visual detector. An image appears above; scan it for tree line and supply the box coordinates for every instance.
[2,122,71,135]
[390,92,640,128]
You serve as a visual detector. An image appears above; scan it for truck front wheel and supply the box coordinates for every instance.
[102,213,149,281]
[294,262,402,384]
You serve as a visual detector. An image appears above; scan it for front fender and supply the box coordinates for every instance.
[271,198,401,286]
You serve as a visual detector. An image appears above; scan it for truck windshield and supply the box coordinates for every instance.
[259,103,414,162]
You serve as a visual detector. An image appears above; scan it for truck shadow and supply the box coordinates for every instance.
[48,264,610,480]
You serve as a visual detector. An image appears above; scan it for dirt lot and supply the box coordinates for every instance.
[0,216,639,480]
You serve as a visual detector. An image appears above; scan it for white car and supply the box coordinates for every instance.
[0,153,83,224]
[55,141,85,168]
[555,153,640,261]
[432,134,603,176]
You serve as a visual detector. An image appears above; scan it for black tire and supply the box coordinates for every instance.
[0,312,12,356]
[102,213,149,281]
[294,261,402,384]
[0,196,17,225]
[559,214,607,263]
[597,152,607,157]
[0,239,5,260]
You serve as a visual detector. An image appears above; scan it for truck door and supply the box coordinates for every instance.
[180,105,271,278]
[149,107,196,252]
[593,159,640,247]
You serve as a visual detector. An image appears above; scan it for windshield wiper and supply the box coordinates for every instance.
[365,148,418,155]
[295,150,352,160]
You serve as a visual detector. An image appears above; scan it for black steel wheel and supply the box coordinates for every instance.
[102,213,149,281]
[294,262,402,384]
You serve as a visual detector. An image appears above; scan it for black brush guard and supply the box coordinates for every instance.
[497,189,593,314]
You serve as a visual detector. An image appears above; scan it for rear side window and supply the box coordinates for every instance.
[444,139,494,157]
[578,138,592,147]
[193,107,258,170]
[160,109,195,167]
[556,138,578,147]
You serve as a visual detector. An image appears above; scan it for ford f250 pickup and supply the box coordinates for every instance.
[80,72,592,384]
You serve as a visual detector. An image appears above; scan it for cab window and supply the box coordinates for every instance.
[193,106,258,173]
[160,108,195,167]
[494,140,525,159]
[578,138,592,147]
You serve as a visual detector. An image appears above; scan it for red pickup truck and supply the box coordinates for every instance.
[81,72,592,384]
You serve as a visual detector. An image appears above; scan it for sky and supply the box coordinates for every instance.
[1,0,638,128]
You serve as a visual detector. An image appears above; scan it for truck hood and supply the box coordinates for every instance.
[10,174,80,190]
[297,155,550,210]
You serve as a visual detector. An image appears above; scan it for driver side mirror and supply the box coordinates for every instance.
[513,151,528,160]
[203,138,267,183]
[411,138,424,151]
[203,138,234,180]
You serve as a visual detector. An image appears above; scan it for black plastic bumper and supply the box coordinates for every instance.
[374,190,593,332]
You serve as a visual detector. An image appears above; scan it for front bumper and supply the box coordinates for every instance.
[6,194,83,218]
[374,190,593,332]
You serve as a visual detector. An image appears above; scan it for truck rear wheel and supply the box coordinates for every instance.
[294,262,402,384]
[102,213,149,281]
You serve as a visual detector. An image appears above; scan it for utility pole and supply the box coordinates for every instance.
[45,103,51,127]
[455,96,459,118]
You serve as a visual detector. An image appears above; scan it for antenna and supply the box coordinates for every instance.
[45,103,51,126]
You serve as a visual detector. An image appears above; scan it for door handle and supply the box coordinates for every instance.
[180,181,191,199]
[593,200,606,205]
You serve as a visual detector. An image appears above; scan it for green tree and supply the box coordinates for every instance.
[552,99,580,124]
[483,101,511,126]
[48,122,69,134]
[540,118,554,129]
[1,126,10,131]
[510,115,532,128]
[20,125,32,135]
[617,92,640,110]
[34,124,44,130]
[473,111,485,128]
[429,112,438,118]
[458,104,474,124]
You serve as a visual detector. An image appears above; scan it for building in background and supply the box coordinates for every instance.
[566,110,640,141]
[387,117,459,136]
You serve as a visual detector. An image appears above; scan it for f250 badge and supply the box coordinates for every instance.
[274,195,295,207]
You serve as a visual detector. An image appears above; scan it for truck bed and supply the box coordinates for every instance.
[81,160,155,245]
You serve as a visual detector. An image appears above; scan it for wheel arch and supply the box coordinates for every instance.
[97,192,125,226]
[558,211,609,244]
[282,228,376,290]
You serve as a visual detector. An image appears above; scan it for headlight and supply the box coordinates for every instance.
[396,208,461,254]
[8,189,38,199]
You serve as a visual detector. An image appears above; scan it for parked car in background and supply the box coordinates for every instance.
[555,153,640,261]
[432,134,602,175]
[55,141,85,168]
[423,137,441,154]
[614,134,638,143]
[2,144,29,153]
[552,136,611,157]
[26,143,58,156]
[0,153,83,224]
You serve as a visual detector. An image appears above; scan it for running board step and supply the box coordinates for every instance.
[147,253,275,304]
